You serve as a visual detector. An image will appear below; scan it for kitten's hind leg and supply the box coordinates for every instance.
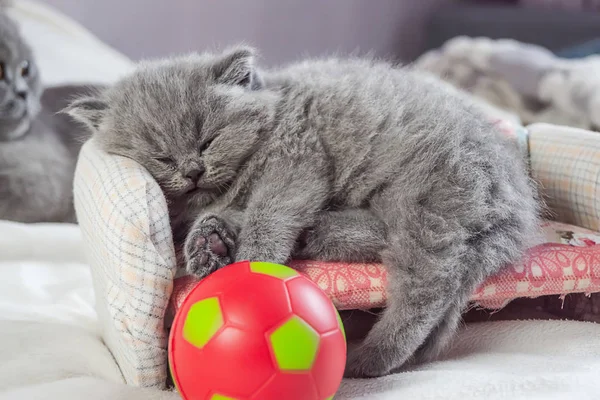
[409,300,465,365]
[294,209,387,263]
[344,197,480,378]
[344,247,467,378]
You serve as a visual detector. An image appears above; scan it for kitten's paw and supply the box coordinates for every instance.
[184,215,236,278]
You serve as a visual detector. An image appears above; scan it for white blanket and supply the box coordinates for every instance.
[0,220,598,400]
[2,1,600,399]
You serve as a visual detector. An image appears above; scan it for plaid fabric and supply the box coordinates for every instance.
[73,138,176,388]
[529,123,600,231]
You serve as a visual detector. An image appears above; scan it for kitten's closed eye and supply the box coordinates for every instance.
[156,156,175,165]
[200,139,214,153]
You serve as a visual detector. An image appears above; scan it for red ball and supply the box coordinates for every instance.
[169,261,346,400]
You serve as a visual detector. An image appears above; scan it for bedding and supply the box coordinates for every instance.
[415,36,600,130]
[3,220,600,400]
[0,222,123,393]
[4,1,600,399]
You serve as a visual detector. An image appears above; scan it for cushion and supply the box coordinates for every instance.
[74,138,177,388]
[528,123,600,231]
[169,221,600,315]
[74,121,600,388]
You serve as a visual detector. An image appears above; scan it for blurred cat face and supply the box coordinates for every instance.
[0,14,41,141]
[66,47,274,206]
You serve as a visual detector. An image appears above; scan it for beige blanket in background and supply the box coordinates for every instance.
[415,36,600,130]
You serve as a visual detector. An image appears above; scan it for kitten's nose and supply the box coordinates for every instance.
[185,167,204,183]
[16,91,27,100]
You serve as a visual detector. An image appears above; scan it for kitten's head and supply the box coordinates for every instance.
[0,12,42,141]
[66,46,274,207]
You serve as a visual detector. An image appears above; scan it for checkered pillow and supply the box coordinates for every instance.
[74,122,600,388]
[528,123,600,231]
[74,137,177,388]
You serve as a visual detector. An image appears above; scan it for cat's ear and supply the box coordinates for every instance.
[212,45,262,89]
[63,96,108,132]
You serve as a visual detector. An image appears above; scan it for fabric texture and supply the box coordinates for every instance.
[170,220,600,313]
[414,36,600,130]
[73,138,177,388]
[74,120,600,388]
[529,123,600,231]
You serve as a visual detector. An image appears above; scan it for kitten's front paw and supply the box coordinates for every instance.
[184,215,237,278]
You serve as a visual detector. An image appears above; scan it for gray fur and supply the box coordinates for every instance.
[0,12,41,142]
[67,46,540,378]
[0,11,92,223]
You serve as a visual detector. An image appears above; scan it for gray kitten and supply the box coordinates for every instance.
[66,46,540,378]
[0,10,90,223]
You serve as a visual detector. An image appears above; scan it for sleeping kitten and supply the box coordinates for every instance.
[66,47,540,378]
[0,9,91,223]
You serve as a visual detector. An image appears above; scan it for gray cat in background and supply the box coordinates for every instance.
[66,46,540,378]
[0,7,91,223]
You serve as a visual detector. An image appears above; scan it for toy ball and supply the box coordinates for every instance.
[168,260,346,400]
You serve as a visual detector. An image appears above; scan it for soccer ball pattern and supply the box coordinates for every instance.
[169,261,346,400]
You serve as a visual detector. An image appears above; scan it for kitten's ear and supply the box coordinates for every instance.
[212,45,262,89]
[63,96,108,132]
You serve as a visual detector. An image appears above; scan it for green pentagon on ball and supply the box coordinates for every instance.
[183,297,224,349]
[269,315,320,371]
